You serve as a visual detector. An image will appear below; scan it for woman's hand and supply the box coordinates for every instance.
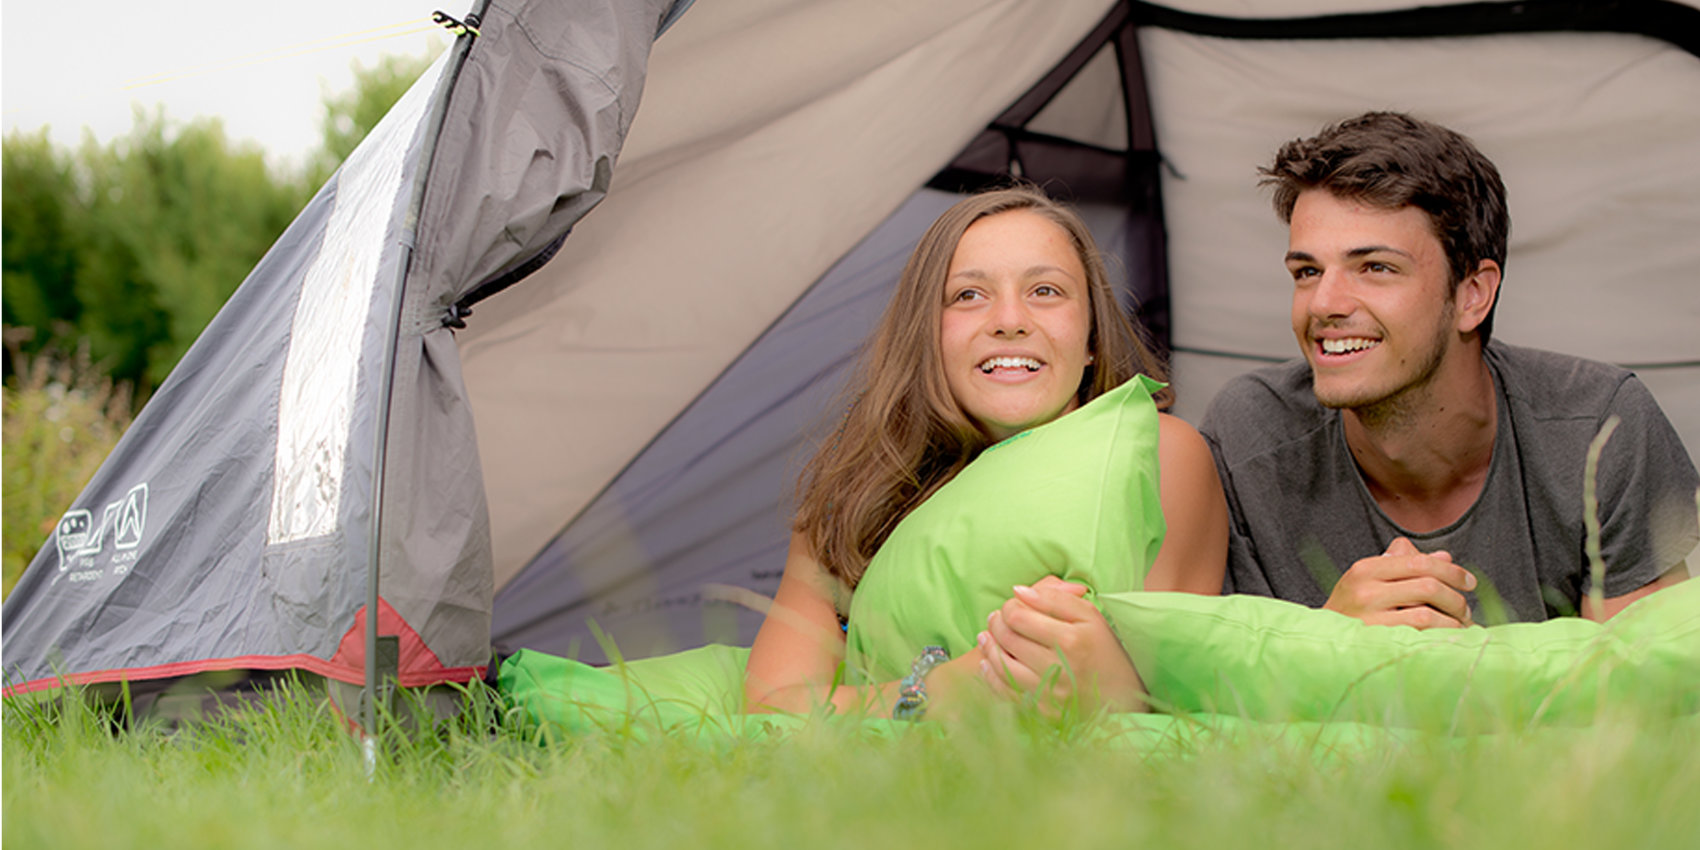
[977,576,1146,715]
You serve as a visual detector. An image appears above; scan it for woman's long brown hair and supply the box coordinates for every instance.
[793,187,1170,589]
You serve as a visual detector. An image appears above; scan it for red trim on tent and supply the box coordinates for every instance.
[324,597,476,687]
[1,598,485,697]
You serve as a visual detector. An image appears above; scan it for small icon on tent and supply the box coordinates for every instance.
[113,484,148,550]
[56,510,94,568]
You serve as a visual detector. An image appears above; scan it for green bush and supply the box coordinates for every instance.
[1,337,133,597]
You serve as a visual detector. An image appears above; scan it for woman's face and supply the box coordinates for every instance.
[939,209,1093,442]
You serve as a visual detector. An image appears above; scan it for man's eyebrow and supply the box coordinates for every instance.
[1284,246,1415,264]
[1346,245,1414,259]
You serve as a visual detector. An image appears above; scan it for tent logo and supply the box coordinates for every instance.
[55,483,149,570]
[113,483,148,550]
[56,511,97,565]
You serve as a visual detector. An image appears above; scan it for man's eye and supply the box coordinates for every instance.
[1366,262,1392,273]
[1291,267,1319,280]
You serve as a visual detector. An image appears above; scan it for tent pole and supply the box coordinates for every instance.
[365,246,408,769]
[361,7,488,767]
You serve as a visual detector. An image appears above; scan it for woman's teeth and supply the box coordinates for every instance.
[979,356,1042,373]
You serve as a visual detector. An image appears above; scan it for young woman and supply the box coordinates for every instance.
[743,187,1227,718]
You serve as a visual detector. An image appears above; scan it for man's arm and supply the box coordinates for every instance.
[1582,562,1689,622]
[1585,375,1699,616]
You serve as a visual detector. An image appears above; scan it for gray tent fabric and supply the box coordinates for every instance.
[2,54,449,692]
[5,0,1698,701]
[415,0,684,303]
[3,0,688,696]
[365,0,686,685]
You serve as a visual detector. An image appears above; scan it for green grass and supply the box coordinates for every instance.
[6,682,1697,850]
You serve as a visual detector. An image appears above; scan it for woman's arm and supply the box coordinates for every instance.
[1145,413,1229,593]
[979,413,1229,712]
[744,533,851,713]
[744,533,985,716]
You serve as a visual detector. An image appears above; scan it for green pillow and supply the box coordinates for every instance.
[844,375,1167,682]
[1099,577,1700,730]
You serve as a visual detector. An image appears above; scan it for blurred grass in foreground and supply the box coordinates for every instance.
[2,337,133,597]
[4,679,1697,850]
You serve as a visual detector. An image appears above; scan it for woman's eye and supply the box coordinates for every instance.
[1033,284,1061,297]
[951,289,982,302]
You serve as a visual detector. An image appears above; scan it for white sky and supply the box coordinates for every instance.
[2,0,454,165]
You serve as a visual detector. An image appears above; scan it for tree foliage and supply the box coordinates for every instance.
[3,114,304,389]
[309,51,436,186]
[2,47,436,395]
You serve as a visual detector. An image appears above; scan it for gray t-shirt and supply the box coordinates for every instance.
[1199,341,1699,622]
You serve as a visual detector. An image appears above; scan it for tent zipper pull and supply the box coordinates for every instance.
[432,10,481,38]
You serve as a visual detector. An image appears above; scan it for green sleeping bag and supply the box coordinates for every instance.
[500,373,1698,737]
[1102,578,1699,730]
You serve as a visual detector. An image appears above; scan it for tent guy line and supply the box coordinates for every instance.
[120,18,442,92]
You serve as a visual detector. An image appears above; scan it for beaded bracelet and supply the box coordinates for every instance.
[892,645,950,721]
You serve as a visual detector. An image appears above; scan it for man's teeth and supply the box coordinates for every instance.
[1321,338,1379,355]
[979,356,1042,373]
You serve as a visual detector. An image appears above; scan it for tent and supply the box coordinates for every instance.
[6,0,1699,723]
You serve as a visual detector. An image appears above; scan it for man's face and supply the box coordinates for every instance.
[1286,190,1459,412]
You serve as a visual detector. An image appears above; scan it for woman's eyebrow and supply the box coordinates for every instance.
[1022,264,1078,280]
[949,265,1079,281]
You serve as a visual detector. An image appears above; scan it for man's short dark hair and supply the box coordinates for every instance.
[1260,111,1509,343]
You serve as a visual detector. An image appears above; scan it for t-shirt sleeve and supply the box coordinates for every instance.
[1199,378,1276,598]
[1593,375,1700,597]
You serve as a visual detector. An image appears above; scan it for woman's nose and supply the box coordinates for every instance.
[991,296,1030,337]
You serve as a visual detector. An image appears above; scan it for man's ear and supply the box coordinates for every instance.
[1454,259,1500,335]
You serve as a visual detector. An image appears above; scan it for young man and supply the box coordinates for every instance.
[1200,111,1697,627]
